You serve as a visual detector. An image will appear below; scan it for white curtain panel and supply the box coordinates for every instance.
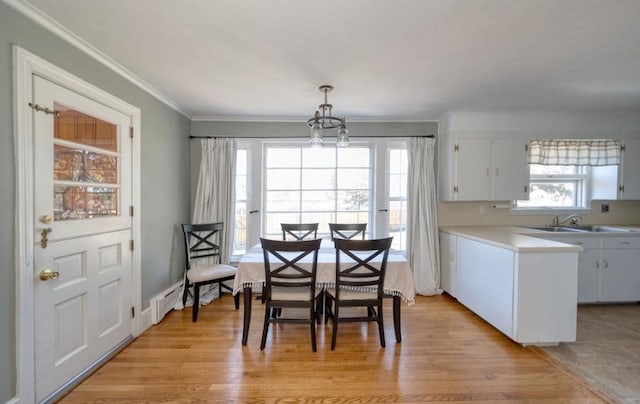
[407,137,442,296]
[175,138,237,310]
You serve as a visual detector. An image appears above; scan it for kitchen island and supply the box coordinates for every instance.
[440,226,582,346]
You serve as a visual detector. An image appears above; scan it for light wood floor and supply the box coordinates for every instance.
[60,294,611,403]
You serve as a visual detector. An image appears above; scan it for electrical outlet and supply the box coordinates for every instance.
[601,203,610,213]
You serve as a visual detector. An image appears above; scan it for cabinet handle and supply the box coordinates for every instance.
[620,241,631,245]
[485,168,490,175]
[594,260,599,268]
[602,259,608,269]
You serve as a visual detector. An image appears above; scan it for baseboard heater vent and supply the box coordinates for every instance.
[151,281,182,325]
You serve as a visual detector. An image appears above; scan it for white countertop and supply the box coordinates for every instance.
[441,226,584,252]
[442,225,640,252]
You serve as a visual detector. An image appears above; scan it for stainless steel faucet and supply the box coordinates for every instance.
[552,213,582,227]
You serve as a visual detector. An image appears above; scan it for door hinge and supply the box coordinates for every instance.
[453,185,459,193]
[131,306,135,318]
[454,144,459,152]
[524,185,528,193]
[129,240,134,251]
[129,126,134,138]
[620,144,626,152]
[524,144,529,152]
[129,205,134,217]
[619,185,625,192]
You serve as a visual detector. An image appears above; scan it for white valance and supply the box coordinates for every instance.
[528,139,621,166]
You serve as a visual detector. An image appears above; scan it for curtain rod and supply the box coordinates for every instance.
[188,135,435,139]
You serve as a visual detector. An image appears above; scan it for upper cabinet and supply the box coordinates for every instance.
[619,139,640,200]
[439,132,530,201]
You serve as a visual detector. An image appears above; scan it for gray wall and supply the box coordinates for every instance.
[0,2,191,401]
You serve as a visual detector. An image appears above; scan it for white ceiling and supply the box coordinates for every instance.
[23,0,640,120]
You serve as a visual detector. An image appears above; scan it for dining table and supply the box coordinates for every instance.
[232,239,416,346]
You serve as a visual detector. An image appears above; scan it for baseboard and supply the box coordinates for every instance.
[5,396,19,404]
[150,281,182,324]
[140,306,153,333]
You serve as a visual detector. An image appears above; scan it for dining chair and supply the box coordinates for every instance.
[181,223,240,322]
[325,237,393,350]
[329,223,367,240]
[260,237,322,352]
[281,223,319,240]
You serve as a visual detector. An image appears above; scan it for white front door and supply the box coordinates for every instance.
[32,76,133,401]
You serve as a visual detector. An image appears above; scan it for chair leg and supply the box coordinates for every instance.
[324,293,334,324]
[331,305,339,350]
[192,284,200,322]
[377,302,386,348]
[260,303,271,350]
[182,279,190,306]
[316,291,324,324]
[234,293,240,310]
[310,306,317,352]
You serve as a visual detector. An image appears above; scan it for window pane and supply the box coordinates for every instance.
[266,169,299,190]
[336,212,369,226]
[266,190,300,211]
[266,148,300,168]
[302,147,336,167]
[301,212,335,236]
[302,191,335,211]
[337,190,369,211]
[529,164,577,175]
[234,202,247,254]
[236,149,247,176]
[389,149,407,174]
[337,168,369,189]
[54,185,118,220]
[389,200,407,251]
[301,169,335,189]
[338,148,370,167]
[520,182,577,207]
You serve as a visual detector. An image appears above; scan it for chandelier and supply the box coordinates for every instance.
[306,85,349,146]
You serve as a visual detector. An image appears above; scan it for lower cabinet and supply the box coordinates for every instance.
[544,235,640,303]
[439,232,457,297]
[452,235,578,345]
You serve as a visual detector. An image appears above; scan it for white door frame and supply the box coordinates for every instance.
[13,46,142,402]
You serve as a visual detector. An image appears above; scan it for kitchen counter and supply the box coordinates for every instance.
[440,226,584,252]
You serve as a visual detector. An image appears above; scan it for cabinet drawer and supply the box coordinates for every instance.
[550,236,600,249]
[602,237,640,249]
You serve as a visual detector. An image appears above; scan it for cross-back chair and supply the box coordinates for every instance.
[325,237,393,350]
[260,238,322,352]
[329,223,367,240]
[181,223,239,322]
[281,223,319,241]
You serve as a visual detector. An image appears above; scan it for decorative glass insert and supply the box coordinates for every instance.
[53,103,120,221]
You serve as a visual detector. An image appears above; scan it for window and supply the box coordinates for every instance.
[233,148,248,255]
[231,139,407,257]
[388,148,407,250]
[263,144,371,239]
[518,165,587,208]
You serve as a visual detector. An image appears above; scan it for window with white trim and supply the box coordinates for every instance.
[231,139,407,257]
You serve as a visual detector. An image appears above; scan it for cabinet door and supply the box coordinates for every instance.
[577,248,600,303]
[600,249,640,302]
[619,139,640,200]
[439,232,456,297]
[454,138,492,200]
[492,139,529,201]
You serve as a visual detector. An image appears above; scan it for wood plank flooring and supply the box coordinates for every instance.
[60,294,611,403]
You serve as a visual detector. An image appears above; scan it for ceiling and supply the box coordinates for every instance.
[22,0,640,120]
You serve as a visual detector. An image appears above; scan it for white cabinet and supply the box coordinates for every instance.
[543,235,640,303]
[453,235,578,345]
[619,139,640,200]
[439,232,456,297]
[439,134,529,201]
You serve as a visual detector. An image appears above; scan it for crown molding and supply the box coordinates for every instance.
[4,0,190,118]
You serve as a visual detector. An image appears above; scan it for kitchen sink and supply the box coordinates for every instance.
[570,225,633,232]
[526,226,587,232]
[526,225,635,233]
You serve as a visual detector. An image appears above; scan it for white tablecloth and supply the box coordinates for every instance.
[233,240,416,304]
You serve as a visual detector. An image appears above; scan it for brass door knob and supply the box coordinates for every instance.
[39,269,59,281]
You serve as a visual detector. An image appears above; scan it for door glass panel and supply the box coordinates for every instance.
[53,103,120,221]
[54,185,119,220]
